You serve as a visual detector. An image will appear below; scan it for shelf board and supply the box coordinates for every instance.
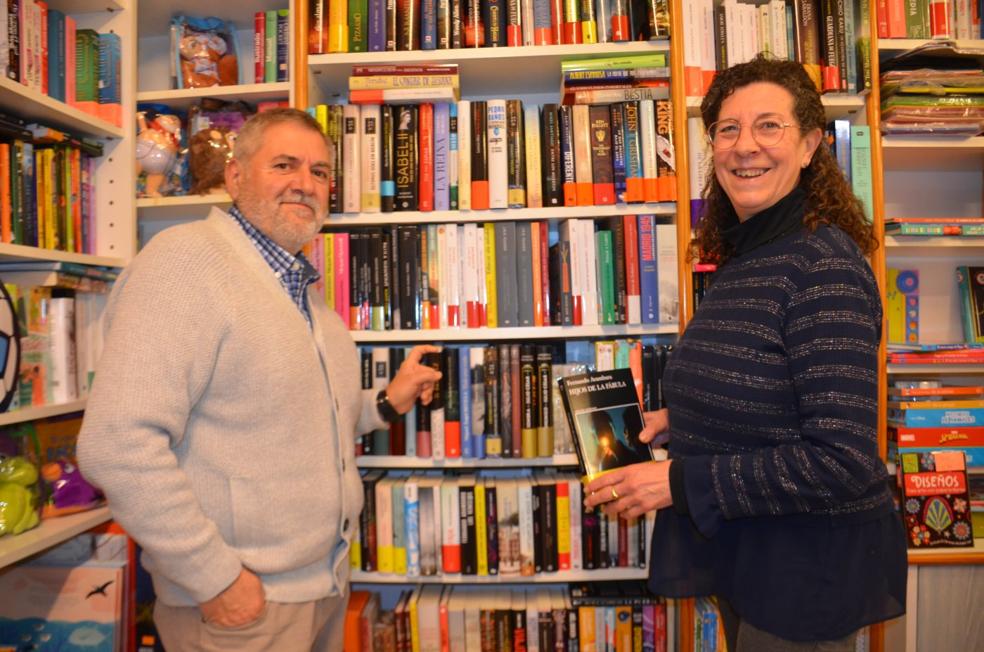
[351,567,648,584]
[685,94,865,120]
[908,537,984,566]
[324,203,676,227]
[877,38,984,55]
[137,0,285,35]
[0,244,126,267]
[885,236,984,255]
[881,137,984,171]
[0,78,124,140]
[46,0,125,12]
[137,83,291,111]
[308,42,670,100]
[137,193,232,220]
[350,324,679,342]
[0,507,112,570]
[357,454,580,469]
[0,400,86,426]
[887,363,984,375]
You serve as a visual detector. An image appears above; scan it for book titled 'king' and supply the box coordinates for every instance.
[558,368,653,481]
[900,450,974,549]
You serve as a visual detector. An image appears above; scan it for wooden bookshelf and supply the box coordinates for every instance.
[0,507,112,570]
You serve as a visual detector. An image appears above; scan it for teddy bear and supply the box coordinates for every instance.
[188,127,237,195]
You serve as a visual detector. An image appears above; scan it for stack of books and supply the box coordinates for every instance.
[879,41,984,137]
[560,53,669,105]
[888,382,980,548]
[348,64,460,105]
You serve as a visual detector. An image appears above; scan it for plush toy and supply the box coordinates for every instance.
[188,127,236,195]
[0,455,40,536]
[136,110,182,197]
[40,459,101,518]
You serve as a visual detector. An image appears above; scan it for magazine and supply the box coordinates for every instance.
[558,368,654,480]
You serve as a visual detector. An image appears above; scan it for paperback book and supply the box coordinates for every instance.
[899,449,974,549]
[558,368,653,480]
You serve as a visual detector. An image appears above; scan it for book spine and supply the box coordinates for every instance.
[487,99,509,209]
[470,101,489,210]
[506,99,526,208]
[433,102,450,211]
[524,104,542,208]
[361,104,382,212]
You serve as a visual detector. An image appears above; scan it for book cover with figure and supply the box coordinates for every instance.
[558,368,653,480]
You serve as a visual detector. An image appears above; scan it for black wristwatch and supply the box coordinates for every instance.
[376,389,401,423]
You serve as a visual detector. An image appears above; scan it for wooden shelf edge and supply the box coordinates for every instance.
[907,538,984,565]
[0,400,87,426]
[0,507,112,570]
[351,567,648,583]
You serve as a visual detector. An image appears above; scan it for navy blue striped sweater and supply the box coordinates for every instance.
[649,189,907,641]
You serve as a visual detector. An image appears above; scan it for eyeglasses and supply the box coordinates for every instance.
[706,116,801,150]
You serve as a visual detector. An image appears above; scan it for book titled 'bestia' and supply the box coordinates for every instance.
[558,368,654,481]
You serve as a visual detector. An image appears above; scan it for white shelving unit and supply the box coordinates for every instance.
[350,567,648,584]
[685,93,866,120]
[0,507,112,570]
[135,0,296,228]
[324,203,677,227]
[350,324,680,343]
[0,400,87,427]
[357,454,580,469]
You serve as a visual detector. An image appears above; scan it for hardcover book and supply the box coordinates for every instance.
[899,449,974,548]
[558,368,653,480]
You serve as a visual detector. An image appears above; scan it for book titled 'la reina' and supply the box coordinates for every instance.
[900,450,974,549]
[558,368,653,481]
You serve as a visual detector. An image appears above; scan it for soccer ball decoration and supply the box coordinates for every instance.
[0,282,20,412]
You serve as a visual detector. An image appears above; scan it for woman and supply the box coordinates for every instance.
[584,56,907,651]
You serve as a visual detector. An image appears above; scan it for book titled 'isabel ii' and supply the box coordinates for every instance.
[558,368,653,481]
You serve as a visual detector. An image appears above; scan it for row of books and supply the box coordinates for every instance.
[355,470,655,577]
[885,266,984,355]
[252,9,291,84]
[356,341,673,459]
[310,98,677,215]
[876,0,984,39]
[885,217,984,237]
[2,279,108,412]
[0,116,105,254]
[1,2,122,126]
[885,382,983,547]
[308,0,670,54]
[679,0,871,97]
[345,583,671,652]
[346,63,462,105]
[309,219,679,334]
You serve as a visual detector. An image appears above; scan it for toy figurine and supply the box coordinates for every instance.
[136,110,181,198]
[0,455,39,536]
[41,459,102,519]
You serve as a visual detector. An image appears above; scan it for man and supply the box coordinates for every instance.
[77,108,441,651]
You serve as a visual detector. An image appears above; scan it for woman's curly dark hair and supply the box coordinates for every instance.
[691,55,877,265]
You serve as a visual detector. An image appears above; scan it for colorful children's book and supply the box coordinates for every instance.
[899,450,974,548]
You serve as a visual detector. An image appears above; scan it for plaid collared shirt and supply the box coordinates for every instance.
[228,205,320,327]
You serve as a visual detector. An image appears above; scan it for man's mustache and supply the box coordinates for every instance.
[279,192,320,212]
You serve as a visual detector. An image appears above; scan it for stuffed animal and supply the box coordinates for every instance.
[0,455,39,536]
[178,29,237,88]
[188,127,236,195]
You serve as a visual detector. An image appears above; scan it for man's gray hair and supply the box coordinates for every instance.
[233,107,333,165]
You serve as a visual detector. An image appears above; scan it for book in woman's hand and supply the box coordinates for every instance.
[558,368,654,481]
